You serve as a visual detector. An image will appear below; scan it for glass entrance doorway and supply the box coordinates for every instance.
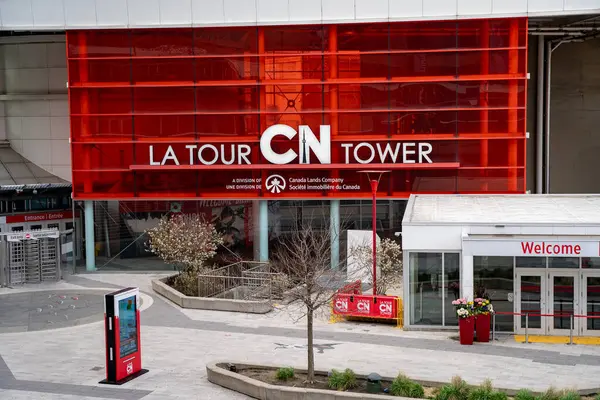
[582,274,600,336]
[515,269,582,335]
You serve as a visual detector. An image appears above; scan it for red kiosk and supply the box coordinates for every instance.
[100,287,148,385]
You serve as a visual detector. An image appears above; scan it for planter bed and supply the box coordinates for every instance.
[241,367,430,396]
[151,276,272,313]
[207,362,600,400]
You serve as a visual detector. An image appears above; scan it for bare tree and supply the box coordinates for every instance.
[271,222,345,383]
[349,237,403,295]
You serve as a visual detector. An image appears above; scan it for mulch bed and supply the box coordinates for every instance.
[238,368,437,397]
[236,367,597,399]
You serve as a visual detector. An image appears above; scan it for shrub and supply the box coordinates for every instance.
[434,376,471,400]
[467,380,507,400]
[539,387,562,400]
[275,367,294,381]
[390,374,425,398]
[328,368,357,391]
[594,394,600,400]
[515,389,536,400]
[559,391,580,400]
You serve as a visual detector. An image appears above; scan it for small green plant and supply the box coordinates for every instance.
[275,367,295,381]
[515,389,536,400]
[559,391,580,400]
[594,394,600,400]
[390,373,425,398]
[328,368,357,391]
[434,376,471,400]
[539,387,562,400]
[468,380,507,400]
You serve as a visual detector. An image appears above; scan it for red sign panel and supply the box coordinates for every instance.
[68,19,528,200]
[6,211,76,224]
[333,294,398,319]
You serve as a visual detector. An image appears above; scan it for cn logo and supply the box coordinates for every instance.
[357,299,370,313]
[126,362,133,375]
[379,302,393,316]
[265,174,286,194]
[335,298,348,312]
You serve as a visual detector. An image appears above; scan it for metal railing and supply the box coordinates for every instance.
[492,311,600,344]
[198,261,286,300]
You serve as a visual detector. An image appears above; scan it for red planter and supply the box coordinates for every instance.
[458,316,475,345]
[476,313,491,343]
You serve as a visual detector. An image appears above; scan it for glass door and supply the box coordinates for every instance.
[548,271,579,335]
[582,273,600,336]
[515,270,546,335]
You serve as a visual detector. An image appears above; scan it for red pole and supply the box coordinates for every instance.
[370,179,378,295]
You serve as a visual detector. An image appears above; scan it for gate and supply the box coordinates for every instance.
[0,229,61,286]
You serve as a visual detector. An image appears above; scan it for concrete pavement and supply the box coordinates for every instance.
[1,272,600,399]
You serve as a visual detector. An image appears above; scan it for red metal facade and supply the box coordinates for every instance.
[67,19,528,200]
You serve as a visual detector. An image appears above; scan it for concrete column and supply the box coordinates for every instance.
[84,200,95,271]
[258,200,268,262]
[330,200,340,269]
[461,253,473,301]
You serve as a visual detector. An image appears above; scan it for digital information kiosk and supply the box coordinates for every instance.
[100,287,148,384]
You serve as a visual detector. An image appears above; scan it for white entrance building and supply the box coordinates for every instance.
[402,194,600,336]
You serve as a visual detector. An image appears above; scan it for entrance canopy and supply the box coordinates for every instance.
[0,144,67,187]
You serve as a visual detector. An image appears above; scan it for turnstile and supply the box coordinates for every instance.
[0,229,61,286]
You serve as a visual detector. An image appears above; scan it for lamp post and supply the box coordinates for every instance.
[358,170,389,295]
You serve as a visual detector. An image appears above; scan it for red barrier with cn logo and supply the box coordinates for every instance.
[333,294,397,319]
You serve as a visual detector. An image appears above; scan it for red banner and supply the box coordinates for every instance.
[332,294,398,319]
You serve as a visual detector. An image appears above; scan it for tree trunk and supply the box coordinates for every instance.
[307,307,315,383]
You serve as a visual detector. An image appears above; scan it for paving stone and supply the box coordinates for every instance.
[3,274,600,399]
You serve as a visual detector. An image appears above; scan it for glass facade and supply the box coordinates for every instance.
[409,252,460,326]
[474,256,513,331]
[67,19,528,200]
[85,199,406,271]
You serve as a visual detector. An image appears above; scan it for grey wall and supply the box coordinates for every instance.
[526,36,539,193]
[548,38,600,194]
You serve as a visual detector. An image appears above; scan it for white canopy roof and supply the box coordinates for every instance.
[403,194,600,226]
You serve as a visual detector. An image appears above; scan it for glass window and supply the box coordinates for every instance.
[30,198,48,211]
[586,277,600,331]
[444,253,460,326]
[516,257,546,268]
[409,253,443,326]
[548,257,579,269]
[474,256,513,331]
[582,258,600,268]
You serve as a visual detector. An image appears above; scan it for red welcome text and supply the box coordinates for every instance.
[521,242,582,255]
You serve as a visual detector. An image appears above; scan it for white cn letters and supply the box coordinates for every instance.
[261,124,331,165]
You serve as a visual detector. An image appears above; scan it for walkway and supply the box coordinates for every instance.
[1,273,600,399]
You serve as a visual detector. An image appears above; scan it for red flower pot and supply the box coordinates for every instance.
[458,316,475,345]
[476,313,491,343]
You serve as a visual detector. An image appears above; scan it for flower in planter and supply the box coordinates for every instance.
[473,298,494,315]
[452,298,474,319]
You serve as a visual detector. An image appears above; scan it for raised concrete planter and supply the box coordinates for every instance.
[208,362,592,399]
[151,276,272,314]
[207,362,415,400]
